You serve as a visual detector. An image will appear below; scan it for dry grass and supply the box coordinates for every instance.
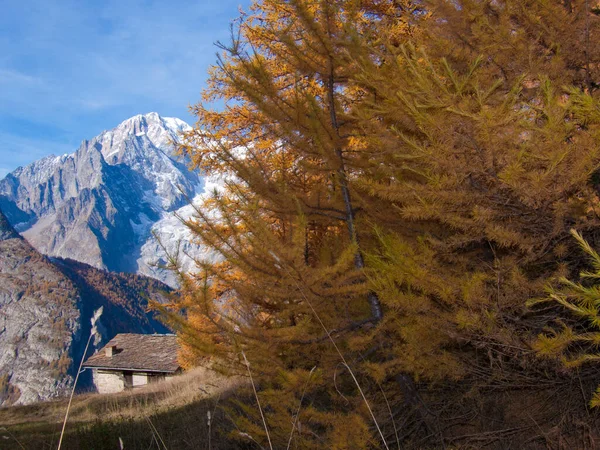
[89,366,242,421]
[0,367,246,450]
[1,366,242,427]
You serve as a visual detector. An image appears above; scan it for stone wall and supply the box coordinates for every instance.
[132,373,147,387]
[92,369,178,393]
[93,370,125,394]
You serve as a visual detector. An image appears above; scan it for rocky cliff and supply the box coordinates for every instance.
[0,209,170,406]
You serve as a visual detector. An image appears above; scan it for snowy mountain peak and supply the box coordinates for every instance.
[119,112,190,133]
[97,112,192,162]
[0,112,207,285]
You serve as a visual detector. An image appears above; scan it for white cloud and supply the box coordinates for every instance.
[0,0,250,173]
[0,131,74,175]
[0,69,43,85]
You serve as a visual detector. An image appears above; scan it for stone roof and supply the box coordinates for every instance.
[83,333,180,373]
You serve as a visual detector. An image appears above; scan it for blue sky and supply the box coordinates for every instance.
[0,0,251,178]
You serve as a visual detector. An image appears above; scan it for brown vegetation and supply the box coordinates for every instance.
[156,0,600,448]
[0,367,244,450]
[54,258,171,321]
[0,374,21,406]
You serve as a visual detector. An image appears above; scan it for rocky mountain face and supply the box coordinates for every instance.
[0,208,170,406]
[0,208,18,240]
[0,112,208,287]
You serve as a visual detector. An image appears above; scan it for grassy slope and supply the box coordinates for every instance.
[0,368,251,450]
[3,365,600,449]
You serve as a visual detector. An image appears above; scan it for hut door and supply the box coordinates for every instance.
[123,371,133,388]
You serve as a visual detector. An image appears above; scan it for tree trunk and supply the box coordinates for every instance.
[326,67,383,322]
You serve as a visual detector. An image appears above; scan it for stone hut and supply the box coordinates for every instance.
[83,333,181,394]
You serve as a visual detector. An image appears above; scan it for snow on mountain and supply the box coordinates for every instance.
[0,112,213,286]
[137,195,209,287]
[135,175,225,286]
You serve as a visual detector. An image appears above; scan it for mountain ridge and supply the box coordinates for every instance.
[0,112,207,286]
[0,208,19,241]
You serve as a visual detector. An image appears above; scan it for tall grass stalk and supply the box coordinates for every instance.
[358,352,402,450]
[281,264,391,450]
[207,392,221,450]
[242,350,273,450]
[0,426,26,449]
[57,306,103,450]
[286,366,316,450]
[379,381,401,450]
[207,409,212,450]
[146,416,168,450]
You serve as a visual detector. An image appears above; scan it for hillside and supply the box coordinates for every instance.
[0,367,243,450]
[0,208,171,407]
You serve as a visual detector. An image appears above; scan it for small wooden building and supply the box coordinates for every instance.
[83,333,181,394]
